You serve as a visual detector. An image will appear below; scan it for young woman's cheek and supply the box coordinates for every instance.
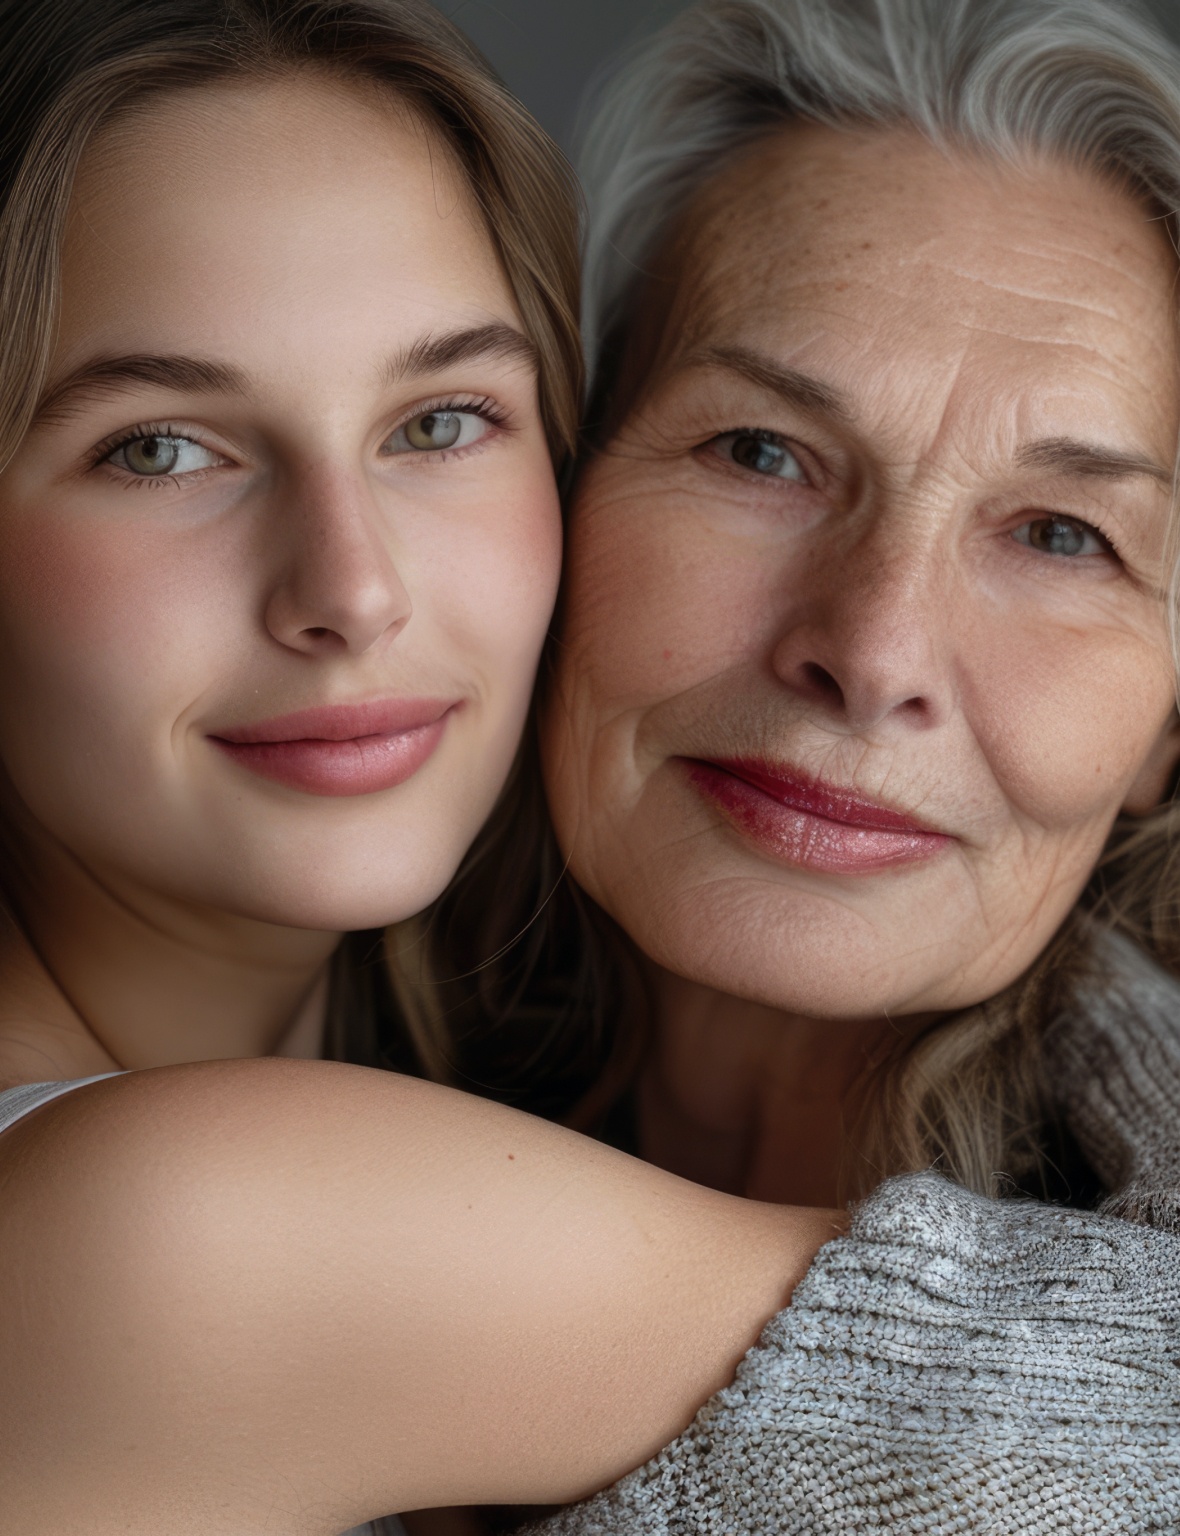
[0,501,244,825]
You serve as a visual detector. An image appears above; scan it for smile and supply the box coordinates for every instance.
[683,757,951,874]
[210,698,458,797]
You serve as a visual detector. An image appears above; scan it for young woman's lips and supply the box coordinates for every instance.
[210,699,457,797]
[684,757,951,873]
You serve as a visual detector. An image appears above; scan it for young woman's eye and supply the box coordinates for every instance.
[1012,515,1111,558]
[382,409,490,456]
[105,434,221,478]
[712,431,807,483]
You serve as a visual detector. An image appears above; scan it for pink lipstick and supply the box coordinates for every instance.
[684,757,950,874]
[211,698,456,797]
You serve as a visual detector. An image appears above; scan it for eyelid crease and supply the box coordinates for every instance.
[391,394,511,430]
[90,420,217,467]
[704,425,817,487]
[1014,510,1120,559]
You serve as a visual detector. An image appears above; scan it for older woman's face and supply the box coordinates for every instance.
[544,125,1180,1019]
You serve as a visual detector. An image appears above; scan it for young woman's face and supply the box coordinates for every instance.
[544,125,1180,1020]
[0,74,561,931]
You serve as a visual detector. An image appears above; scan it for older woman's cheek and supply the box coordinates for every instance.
[964,589,1177,863]
[559,466,767,710]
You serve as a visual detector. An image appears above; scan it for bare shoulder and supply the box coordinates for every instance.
[0,1058,842,1531]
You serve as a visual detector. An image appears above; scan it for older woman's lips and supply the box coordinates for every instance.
[684,758,950,873]
[211,699,457,797]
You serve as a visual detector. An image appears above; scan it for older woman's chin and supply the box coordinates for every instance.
[581,851,1071,1021]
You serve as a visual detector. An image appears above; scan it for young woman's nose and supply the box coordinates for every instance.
[263,467,412,657]
[770,520,953,733]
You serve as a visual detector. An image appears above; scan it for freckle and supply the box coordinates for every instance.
[861,241,872,249]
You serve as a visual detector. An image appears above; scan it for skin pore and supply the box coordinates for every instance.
[543,124,1180,1207]
[0,72,561,1084]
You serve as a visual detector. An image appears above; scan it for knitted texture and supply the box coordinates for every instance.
[527,937,1180,1535]
[1044,931,1180,1231]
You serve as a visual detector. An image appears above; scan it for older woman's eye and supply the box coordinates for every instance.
[106,434,220,478]
[714,431,807,482]
[383,410,489,456]
[1012,515,1110,558]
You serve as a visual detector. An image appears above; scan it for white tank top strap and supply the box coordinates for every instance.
[0,1073,123,1135]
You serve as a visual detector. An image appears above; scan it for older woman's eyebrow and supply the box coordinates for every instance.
[32,354,248,425]
[380,323,539,385]
[1015,436,1172,486]
[687,345,853,422]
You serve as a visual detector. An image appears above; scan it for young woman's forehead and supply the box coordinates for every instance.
[58,73,511,357]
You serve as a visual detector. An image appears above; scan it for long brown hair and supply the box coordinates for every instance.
[0,0,585,1072]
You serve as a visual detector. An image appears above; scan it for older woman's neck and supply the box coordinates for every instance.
[0,826,339,1082]
[638,965,900,1208]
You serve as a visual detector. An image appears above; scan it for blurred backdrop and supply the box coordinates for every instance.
[440,0,692,152]
[442,0,1180,157]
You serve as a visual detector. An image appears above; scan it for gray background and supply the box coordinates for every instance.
[441,0,1180,156]
[439,0,691,152]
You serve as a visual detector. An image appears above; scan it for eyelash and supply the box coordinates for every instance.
[90,420,199,487]
[702,426,815,483]
[699,427,1126,566]
[388,394,512,460]
[89,395,513,488]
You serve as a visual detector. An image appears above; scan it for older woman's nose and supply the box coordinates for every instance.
[263,468,412,657]
[770,529,952,733]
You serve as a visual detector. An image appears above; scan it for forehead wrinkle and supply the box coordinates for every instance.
[919,261,1131,328]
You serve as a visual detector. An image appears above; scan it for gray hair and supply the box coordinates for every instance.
[574,0,1180,1201]
[580,0,1180,387]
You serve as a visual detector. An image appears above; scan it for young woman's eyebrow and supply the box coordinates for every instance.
[32,354,248,426]
[379,322,539,384]
[30,324,538,432]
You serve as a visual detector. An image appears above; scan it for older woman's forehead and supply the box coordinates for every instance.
[665,123,1180,448]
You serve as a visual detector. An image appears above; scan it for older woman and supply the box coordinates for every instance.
[510,0,1180,1523]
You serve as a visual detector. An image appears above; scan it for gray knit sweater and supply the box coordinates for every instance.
[528,933,1180,1534]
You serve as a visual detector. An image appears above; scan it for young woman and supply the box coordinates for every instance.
[0,3,836,1533]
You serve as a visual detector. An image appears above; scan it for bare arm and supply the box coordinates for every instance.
[0,1059,840,1535]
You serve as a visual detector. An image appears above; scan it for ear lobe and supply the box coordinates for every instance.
[1122,707,1180,816]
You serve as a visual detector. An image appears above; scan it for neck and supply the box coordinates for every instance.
[0,822,340,1080]
[637,963,900,1208]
